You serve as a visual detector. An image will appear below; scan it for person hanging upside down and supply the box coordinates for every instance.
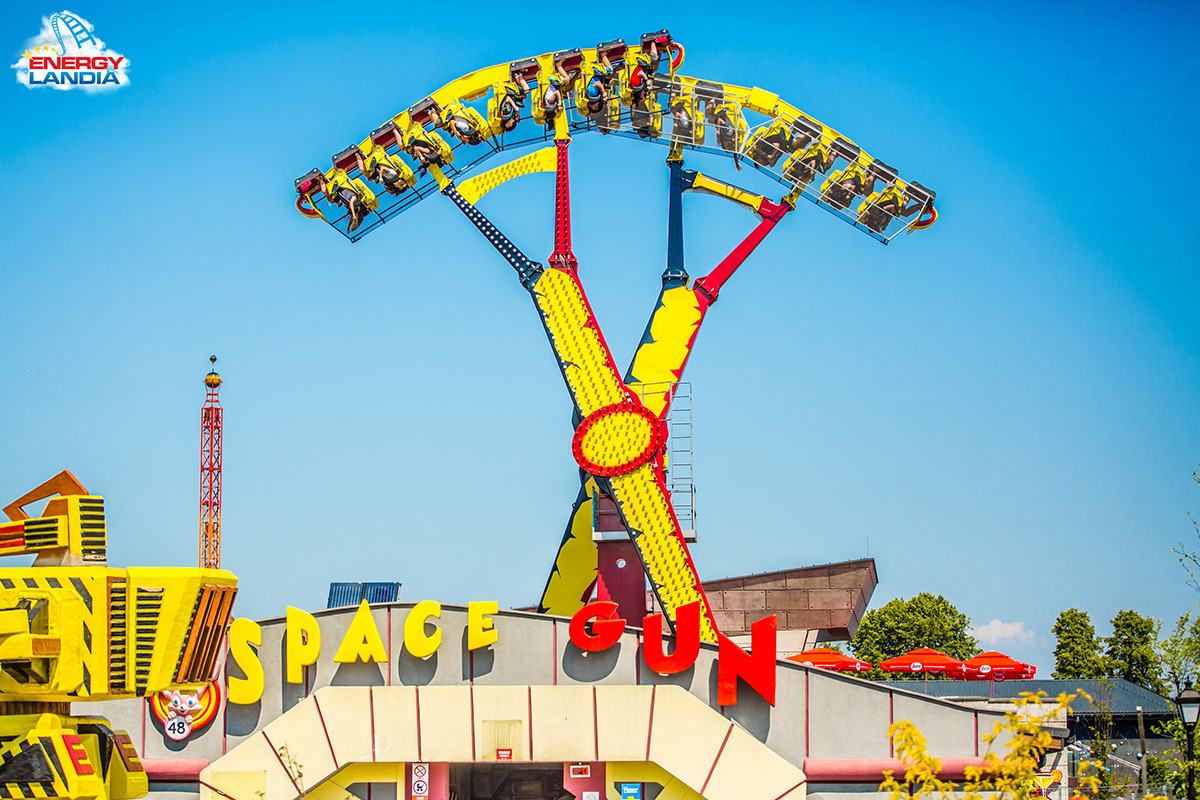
[584,53,613,114]
[629,41,658,109]
[783,139,835,187]
[321,169,377,233]
[821,163,869,209]
[747,119,794,166]
[403,128,442,171]
[542,63,571,122]
[440,103,484,146]
[705,99,743,165]
[355,146,412,197]
[858,174,932,233]
[498,75,529,133]
[670,96,694,139]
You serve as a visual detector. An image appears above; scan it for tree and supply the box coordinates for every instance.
[1105,609,1164,694]
[850,592,979,679]
[1158,610,1200,696]
[1174,465,1200,591]
[1151,717,1200,800]
[1052,608,1105,679]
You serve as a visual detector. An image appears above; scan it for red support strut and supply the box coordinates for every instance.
[551,140,577,272]
[693,198,792,305]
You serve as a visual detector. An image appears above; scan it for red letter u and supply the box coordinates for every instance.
[643,601,700,674]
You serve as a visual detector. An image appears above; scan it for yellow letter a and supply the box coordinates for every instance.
[334,599,389,664]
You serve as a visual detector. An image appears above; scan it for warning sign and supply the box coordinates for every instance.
[496,748,513,760]
[412,762,429,800]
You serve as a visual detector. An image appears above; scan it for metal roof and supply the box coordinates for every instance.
[879,678,1175,716]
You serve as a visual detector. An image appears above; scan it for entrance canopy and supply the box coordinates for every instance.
[200,685,806,800]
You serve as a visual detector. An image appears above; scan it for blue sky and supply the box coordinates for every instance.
[1,1,1197,674]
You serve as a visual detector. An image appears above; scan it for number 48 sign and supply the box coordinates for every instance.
[164,716,191,741]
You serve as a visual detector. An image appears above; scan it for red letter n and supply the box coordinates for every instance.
[717,614,777,706]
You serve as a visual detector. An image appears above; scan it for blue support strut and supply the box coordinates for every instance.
[663,158,687,285]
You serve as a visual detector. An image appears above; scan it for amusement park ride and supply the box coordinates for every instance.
[0,472,237,800]
[0,28,937,800]
[296,30,937,644]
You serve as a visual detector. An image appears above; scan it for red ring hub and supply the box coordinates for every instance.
[572,401,666,477]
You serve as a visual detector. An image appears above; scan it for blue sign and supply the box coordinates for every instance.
[620,785,642,800]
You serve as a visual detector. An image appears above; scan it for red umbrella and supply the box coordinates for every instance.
[787,647,872,673]
[879,648,965,676]
[958,651,1036,681]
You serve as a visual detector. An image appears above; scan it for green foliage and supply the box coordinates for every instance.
[1052,607,1171,693]
[1076,678,1132,799]
[1151,717,1200,799]
[850,592,979,680]
[1052,608,1105,679]
[1145,755,1170,792]
[1106,609,1165,694]
[1158,610,1200,696]
[1173,466,1200,593]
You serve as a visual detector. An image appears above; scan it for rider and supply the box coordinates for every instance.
[543,62,571,123]
[629,41,658,109]
[355,145,412,196]
[858,171,932,233]
[748,119,794,166]
[819,139,868,209]
[706,98,740,154]
[497,75,529,133]
[821,163,869,209]
[670,95,694,139]
[321,169,376,233]
[787,137,835,189]
[441,102,484,145]
[584,52,614,114]
[404,127,442,170]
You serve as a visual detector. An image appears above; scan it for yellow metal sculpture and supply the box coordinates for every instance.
[0,471,237,800]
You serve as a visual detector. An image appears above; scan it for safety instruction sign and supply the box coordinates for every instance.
[412,762,429,800]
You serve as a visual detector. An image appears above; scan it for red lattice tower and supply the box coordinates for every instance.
[199,355,223,569]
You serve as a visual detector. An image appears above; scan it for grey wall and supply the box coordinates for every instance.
[91,603,1003,772]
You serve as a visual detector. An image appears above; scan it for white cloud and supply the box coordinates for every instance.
[11,10,130,93]
[972,619,1036,647]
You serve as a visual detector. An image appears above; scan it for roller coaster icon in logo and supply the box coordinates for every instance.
[12,10,129,91]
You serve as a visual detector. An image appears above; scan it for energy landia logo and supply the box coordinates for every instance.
[11,10,129,92]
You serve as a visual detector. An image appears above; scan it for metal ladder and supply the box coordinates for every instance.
[631,381,696,540]
[666,382,696,539]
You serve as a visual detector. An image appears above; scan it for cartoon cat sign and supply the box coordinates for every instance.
[148,641,224,740]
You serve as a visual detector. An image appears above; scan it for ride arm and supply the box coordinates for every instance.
[439,180,544,289]
[692,194,791,304]
[624,169,794,406]
[681,169,766,216]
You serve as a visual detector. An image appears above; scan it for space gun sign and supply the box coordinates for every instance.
[227,600,779,707]
[569,600,778,706]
